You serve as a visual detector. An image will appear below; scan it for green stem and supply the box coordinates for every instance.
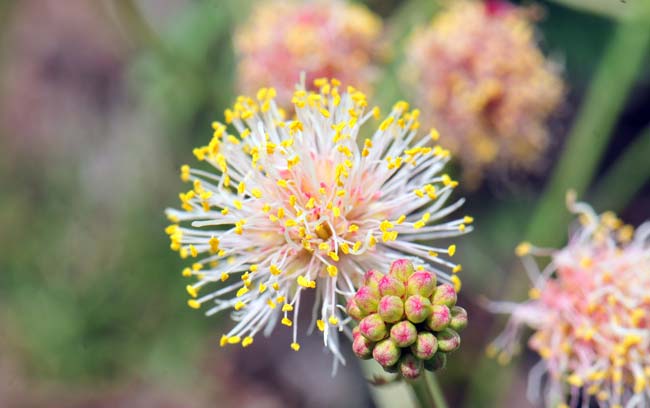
[465,4,650,407]
[590,126,650,212]
[409,376,435,408]
[526,3,650,248]
[426,372,449,408]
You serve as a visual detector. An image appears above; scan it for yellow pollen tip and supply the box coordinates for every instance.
[448,245,457,256]
[186,285,198,298]
[290,342,300,351]
[328,316,339,325]
[187,299,201,309]
[242,336,254,348]
[515,242,531,256]
[281,317,293,327]
[317,320,325,332]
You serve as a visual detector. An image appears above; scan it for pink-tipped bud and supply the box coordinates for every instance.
[378,275,406,297]
[432,283,457,307]
[450,306,468,331]
[378,295,404,323]
[437,328,461,352]
[399,353,423,380]
[411,332,438,360]
[346,297,365,321]
[407,270,437,297]
[373,338,401,367]
[426,304,451,331]
[404,295,432,323]
[363,269,384,292]
[352,326,361,339]
[354,286,379,314]
[352,333,374,360]
[389,259,415,282]
[424,352,447,372]
[390,320,418,347]
[359,313,388,342]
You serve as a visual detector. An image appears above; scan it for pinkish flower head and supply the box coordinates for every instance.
[234,0,384,109]
[427,304,452,332]
[437,328,461,352]
[433,283,457,307]
[373,338,401,368]
[359,313,388,342]
[346,297,364,321]
[411,332,438,360]
[352,334,374,360]
[378,275,406,298]
[490,197,650,407]
[399,354,423,380]
[404,295,432,323]
[390,321,418,347]
[407,270,437,297]
[354,286,380,315]
[389,258,415,282]
[402,0,564,187]
[363,269,385,292]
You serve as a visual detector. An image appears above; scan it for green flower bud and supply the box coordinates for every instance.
[346,297,365,321]
[354,286,379,314]
[389,259,415,282]
[432,283,457,307]
[424,352,447,372]
[399,353,423,380]
[352,333,374,359]
[411,332,438,360]
[404,295,432,323]
[390,320,418,347]
[373,338,401,367]
[363,269,384,293]
[437,328,461,352]
[407,270,437,297]
[359,313,388,342]
[378,275,406,297]
[426,304,451,331]
[378,295,404,323]
[450,306,468,331]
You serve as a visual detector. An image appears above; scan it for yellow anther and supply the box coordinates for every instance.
[182,267,192,277]
[282,304,294,312]
[348,224,359,233]
[242,336,254,348]
[236,287,249,297]
[290,342,300,351]
[251,188,262,198]
[396,215,406,224]
[187,299,201,309]
[451,275,462,292]
[317,320,325,332]
[567,374,583,387]
[515,242,531,256]
[448,245,456,256]
[463,216,474,224]
[270,265,282,276]
[452,264,462,273]
[220,335,228,347]
[413,221,425,229]
[379,220,394,232]
[228,336,241,345]
[277,179,288,188]
[281,317,293,327]
[328,252,339,261]
[189,245,198,258]
[220,272,230,282]
[327,265,338,277]
[234,301,246,311]
[186,285,198,298]
[528,288,541,299]
[332,207,341,218]
[328,316,339,325]
[233,200,243,210]
[380,117,394,131]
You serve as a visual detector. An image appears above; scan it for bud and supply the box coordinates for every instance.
[424,352,447,372]
[378,275,406,297]
[359,313,388,341]
[352,326,361,339]
[373,338,401,367]
[390,320,418,347]
[432,283,457,307]
[354,286,379,314]
[353,333,374,359]
[389,259,415,282]
[404,295,432,323]
[378,295,404,323]
[411,332,438,360]
[346,297,365,321]
[437,328,461,352]
[399,353,423,380]
[407,270,437,297]
[363,269,384,293]
[450,306,468,331]
[426,304,451,331]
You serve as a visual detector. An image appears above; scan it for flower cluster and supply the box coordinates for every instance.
[165,78,471,365]
[348,259,467,379]
[490,195,650,407]
[234,0,383,109]
[403,0,564,186]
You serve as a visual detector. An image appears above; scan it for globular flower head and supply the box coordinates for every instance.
[165,79,471,366]
[403,0,564,187]
[489,195,650,407]
[350,259,468,378]
[234,0,383,109]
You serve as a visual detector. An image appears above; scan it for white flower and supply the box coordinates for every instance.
[165,78,471,367]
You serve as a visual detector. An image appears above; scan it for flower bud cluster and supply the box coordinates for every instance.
[348,259,467,379]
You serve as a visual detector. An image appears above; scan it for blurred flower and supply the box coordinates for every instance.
[348,259,467,379]
[234,0,383,109]
[403,0,564,187]
[489,194,650,407]
[165,79,471,366]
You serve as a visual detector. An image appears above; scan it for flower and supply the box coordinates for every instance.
[403,0,564,187]
[165,78,471,366]
[489,194,650,407]
[349,259,467,379]
[234,0,383,109]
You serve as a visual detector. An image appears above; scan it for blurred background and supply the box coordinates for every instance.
[0,0,648,407]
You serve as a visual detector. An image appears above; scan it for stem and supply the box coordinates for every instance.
[590,126,650,212]
[426,371,449,408]
[409,376,435,408]
[464,4,650,407]
[526,3,650,248]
